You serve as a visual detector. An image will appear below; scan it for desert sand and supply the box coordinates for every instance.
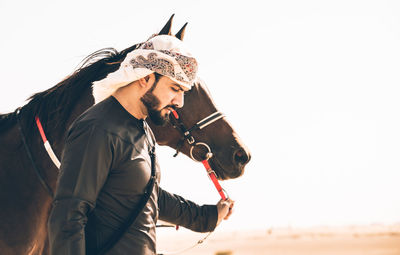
[157,224,400,255]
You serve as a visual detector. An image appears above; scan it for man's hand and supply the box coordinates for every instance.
[216,198,235,226]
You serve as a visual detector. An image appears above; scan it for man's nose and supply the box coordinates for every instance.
[172,91,184,108]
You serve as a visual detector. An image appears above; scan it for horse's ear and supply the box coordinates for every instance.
[159,14,175,35]
[175,22,188,40]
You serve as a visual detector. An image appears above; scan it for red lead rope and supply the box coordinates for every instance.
[201,160,227,201]
[35,116,48,142]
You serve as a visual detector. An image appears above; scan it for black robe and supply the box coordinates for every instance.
[48,96,217,255]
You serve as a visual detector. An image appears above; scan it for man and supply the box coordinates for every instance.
[48,34,234,255]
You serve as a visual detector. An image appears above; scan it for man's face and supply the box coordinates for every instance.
[141,75,190,126]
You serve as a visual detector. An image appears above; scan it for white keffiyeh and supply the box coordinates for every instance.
[92,35,198,104]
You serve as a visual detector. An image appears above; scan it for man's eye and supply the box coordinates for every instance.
[171,87,180,92]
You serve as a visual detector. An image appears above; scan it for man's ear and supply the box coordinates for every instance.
[138,73,155,88]
[138,77,147,87]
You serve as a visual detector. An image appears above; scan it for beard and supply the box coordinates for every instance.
[140,85,171,126]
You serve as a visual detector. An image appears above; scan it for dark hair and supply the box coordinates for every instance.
[153,72,162,84]
[148,73,163,92]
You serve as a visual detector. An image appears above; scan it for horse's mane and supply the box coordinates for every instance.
[0,43,140,136]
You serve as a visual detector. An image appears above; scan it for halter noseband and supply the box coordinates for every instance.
[170,110,224,159]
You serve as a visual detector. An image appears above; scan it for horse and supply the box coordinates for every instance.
[0,16,251,255]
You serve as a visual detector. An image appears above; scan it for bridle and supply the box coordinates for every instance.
[168,109,228,201]
[170,110,224,157]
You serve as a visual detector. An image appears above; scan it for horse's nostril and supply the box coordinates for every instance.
[234,148,250,166]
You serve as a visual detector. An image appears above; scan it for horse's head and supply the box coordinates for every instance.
[146,15,250,179]
[148,79,251,180]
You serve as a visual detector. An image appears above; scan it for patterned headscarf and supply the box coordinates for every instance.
[92,35,198,104]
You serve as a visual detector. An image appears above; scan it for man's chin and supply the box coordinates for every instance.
[148,109,168,126]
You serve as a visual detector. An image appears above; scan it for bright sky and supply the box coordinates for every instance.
[1,0,400,231]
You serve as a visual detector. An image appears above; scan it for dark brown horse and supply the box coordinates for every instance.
[0,17,250,255]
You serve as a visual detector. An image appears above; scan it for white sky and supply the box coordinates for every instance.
[1,0,400,231]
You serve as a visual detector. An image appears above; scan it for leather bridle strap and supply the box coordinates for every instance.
[188,111,225,132]
[170,111,224,155]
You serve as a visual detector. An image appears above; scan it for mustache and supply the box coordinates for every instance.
[164,105,177,111]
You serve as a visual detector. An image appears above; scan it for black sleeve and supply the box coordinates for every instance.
[157,187,218,233]
[48,125,113,255]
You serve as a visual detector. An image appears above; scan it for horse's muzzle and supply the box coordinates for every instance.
[233,148,251,168]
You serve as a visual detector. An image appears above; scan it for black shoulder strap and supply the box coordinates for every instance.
[97,145,156,255]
